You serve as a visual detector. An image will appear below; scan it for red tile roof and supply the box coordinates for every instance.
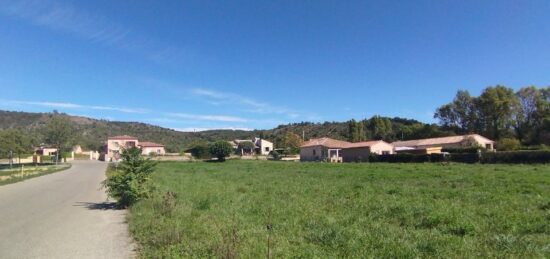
[392,134,494,148]
[301,137,350,148]
[108,135,138,140]
[138,141,165,147]
[345,140,386,148]
[301,138,388,149]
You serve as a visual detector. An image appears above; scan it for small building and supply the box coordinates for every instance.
[34,146,58,156]
[300,137,395,162]
[72,145,83,154]
[105,135,166,161]
[341,141,394,162]
[139,142,166,156]
[391,134,495,151]
[394,146,443,155]
[300,138,352,162]
[232,138,273,156]
[253,137,273,155]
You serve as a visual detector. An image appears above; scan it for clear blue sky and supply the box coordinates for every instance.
[1,0,550,131]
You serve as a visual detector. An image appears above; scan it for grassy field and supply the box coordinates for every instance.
[128,161,550,258]
[0,163,71,186]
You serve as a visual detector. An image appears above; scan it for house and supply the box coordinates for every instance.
[34,145,58,156]
[300,137,394,162]
[341,141,394,162]
[299,137,350,162]
[72,145,83,154]
[232,138,273,156]
[139,142,166,156]
[394,146,443,155]
[391,134,495,152]
[253,137,273,155]
[105,135,165,161]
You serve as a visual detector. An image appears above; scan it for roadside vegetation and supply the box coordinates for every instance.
[103,147,157,208]
[0,163,71,186]
[128,160,550,258]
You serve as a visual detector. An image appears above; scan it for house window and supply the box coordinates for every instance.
[382,151,390,155]
[313,149,316,155]
[157,149,161,154]
[265,147,270,152]
[486,144,492,150]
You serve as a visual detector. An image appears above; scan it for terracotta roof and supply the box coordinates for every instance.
[301,137,350,148]
[392,134,494,148]
[138,141,165,147]
[108,135,138,140]
[301,137,394,149]
[345,140,387,148]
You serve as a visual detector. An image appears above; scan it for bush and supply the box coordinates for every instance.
[102,147,157,208]
[270,150,282,161]
[481,151,550,164]
[187,143,211,159]
[148,151,157,157]
[449,153,480,163]
[497,138,521,151]
[368,154,431,163]
[209,141,234,162]
[441,147,481,154]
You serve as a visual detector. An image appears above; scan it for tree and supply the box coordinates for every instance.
[280,132,303,154]
[43,116,75,164]
[496,138,521,151]
[366,116,393,140]
[0,129,32,167]
[515,86,547,144]
[186,141,211,159]
[238,141,256,155]
[209,141,234,162]
[477,85,520,140]
[434,90,477,133]
[102,147,157,208]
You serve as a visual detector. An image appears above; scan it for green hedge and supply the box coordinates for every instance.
[481,151,550,164]
[366,151,550,164]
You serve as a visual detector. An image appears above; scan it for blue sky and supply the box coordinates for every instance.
[1,0,550,131]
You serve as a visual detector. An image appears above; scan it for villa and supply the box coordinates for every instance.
[105,135,165,161]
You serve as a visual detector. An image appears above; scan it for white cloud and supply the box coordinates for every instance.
[5,100,148,114]
[167,112,248,122]
[190,88,301,116]
[0,0,182,63]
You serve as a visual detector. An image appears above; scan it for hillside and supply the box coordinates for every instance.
[0,110,451,152]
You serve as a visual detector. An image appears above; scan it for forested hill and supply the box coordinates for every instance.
[0,110,451,152]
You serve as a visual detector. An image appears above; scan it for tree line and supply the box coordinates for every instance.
[435,85,550,146]
[0,115,75,164]
[346,85,550,149]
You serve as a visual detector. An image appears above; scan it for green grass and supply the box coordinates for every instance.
[129,161,550,258]
[0,163,71,186]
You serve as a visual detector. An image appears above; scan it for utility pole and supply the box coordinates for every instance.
[302,130,305,141]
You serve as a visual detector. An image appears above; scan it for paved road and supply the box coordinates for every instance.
[0,160,134,259]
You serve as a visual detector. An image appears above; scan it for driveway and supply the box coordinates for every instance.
[0,160,134,259]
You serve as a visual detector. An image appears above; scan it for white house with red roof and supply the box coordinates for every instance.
[105,135,165,161]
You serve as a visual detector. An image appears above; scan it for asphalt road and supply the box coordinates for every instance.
[0,160,135,259]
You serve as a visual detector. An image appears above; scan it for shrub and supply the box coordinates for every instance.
[148,151,157,157]
[497,138,521,151]
[102,147,157,208]
[209,141,234,162]
[441,147,481,154]
[481,151,550,164]
[270,150,282,161]
[187,143,211,159]
[449,153,480,163]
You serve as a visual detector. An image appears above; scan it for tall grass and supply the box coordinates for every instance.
[129,161,550,258]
